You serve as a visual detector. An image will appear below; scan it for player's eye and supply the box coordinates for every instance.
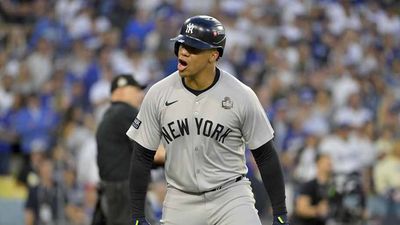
[181,44,202,54]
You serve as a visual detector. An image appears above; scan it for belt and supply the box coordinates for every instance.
[207,175,245,192]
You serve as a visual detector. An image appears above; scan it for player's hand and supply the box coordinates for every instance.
[272,214,289,225]
[132,217,151,225]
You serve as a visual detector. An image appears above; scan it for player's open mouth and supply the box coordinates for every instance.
[178,59,188,71]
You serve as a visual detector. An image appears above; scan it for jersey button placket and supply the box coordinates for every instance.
[193,98,202,189]
[193,146,202,189]
[194,99,200,116]
[194,147,200,167]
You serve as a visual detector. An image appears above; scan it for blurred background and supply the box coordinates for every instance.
[0,0,400,224]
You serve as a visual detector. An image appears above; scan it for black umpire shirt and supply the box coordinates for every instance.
[96,101,138,182]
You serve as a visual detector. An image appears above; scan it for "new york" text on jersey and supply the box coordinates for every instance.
[161,117,232,144]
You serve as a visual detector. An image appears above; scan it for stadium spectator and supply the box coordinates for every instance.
[373,140,400,224]
[25,157,63,225]
[291,153,332,225]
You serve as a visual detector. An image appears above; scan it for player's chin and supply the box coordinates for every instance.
[178,69,189,77]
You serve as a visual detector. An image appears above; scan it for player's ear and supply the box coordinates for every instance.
[209,50,219,63]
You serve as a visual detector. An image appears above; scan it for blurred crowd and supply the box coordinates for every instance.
[1,0,400,224]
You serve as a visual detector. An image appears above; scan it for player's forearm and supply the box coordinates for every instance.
[129,141,156,218]
[251,140,287,216]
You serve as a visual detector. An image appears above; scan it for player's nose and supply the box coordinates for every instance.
[178,44,190,56]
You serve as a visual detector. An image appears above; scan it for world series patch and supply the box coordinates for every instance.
[132,118,142,129]
[222,96,233,109]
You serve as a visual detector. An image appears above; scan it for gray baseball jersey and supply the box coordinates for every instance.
[126,69,274,193]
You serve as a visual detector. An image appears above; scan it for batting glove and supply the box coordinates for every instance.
[272,214,289,225]
[133,217,151,225]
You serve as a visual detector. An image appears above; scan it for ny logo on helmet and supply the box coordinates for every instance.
[186,23,195,34]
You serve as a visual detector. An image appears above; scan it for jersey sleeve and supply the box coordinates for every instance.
[241,87,274,150]
[126,87,161,150]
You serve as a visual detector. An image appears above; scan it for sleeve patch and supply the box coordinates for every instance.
[132,118,142,129]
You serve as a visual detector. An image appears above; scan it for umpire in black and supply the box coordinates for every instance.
[96,74,155,225]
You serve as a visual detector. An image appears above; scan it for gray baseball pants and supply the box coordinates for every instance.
[160,178,262,225]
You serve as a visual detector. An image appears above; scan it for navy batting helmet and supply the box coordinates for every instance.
[171,15,226,57]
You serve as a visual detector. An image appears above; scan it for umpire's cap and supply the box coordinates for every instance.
[110,74,146,93]
[171,15,226,57]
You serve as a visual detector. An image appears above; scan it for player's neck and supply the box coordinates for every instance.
[184,67,216,91]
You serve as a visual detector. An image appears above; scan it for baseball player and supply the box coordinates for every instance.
[127,15,289,225]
